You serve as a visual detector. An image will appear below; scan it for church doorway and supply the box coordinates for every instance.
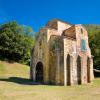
[36,62,43,83]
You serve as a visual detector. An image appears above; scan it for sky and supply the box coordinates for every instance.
[0,0,100,31]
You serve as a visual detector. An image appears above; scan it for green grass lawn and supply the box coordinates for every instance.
[0,61,100,100]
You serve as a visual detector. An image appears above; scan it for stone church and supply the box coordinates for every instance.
[30,19,94,86]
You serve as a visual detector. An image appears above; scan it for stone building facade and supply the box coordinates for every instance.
[30,19,94,86]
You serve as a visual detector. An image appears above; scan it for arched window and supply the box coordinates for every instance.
[77,56,81,84]
[81,28,83,34]
[81,39,86,51]
[67,54,71,85]
[87,57,90,83]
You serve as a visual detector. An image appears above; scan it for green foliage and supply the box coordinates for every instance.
[0,21,35,65]
[85,24,100,70]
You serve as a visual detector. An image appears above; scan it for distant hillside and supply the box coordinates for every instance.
[84,24,100,34]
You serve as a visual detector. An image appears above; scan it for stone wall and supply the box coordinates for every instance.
[63,38,77,85]
[75,25,94,84]
[48,36,64,85]
[30,28,50,84]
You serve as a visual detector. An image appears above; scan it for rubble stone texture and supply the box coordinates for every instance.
[30,19,94,86]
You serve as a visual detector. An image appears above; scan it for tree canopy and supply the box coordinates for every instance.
[0,21,35,65]
[85,24,100,70]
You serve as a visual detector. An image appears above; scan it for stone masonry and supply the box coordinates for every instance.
[30,19,94,86]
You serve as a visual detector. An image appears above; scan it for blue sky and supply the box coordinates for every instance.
[0,0,100,31]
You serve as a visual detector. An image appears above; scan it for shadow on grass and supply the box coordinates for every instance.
[0,77,42,85]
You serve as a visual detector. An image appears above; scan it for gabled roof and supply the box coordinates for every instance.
[62,25,76,39]
[46,18,73,29]
[48,18,73,25]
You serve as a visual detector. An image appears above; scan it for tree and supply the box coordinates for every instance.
[85,24,100,70]
[0,21,35,65]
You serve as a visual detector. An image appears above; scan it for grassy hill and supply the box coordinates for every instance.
[0,61,100,100]
[85,24,100,33]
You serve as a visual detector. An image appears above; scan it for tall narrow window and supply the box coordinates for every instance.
[87,57,90,83]
[81,39,86,51]
[77,56,81,84]
[81,28,83,34]
[67,54,71,85]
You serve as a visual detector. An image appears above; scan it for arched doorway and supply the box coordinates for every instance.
[87,57,90,83]
[36,62,43,83]
[77,56,81,84]
[67,54,71,85]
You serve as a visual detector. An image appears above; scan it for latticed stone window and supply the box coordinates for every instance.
[81,39,86,51]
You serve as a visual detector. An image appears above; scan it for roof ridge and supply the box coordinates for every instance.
[48,18,73,25]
